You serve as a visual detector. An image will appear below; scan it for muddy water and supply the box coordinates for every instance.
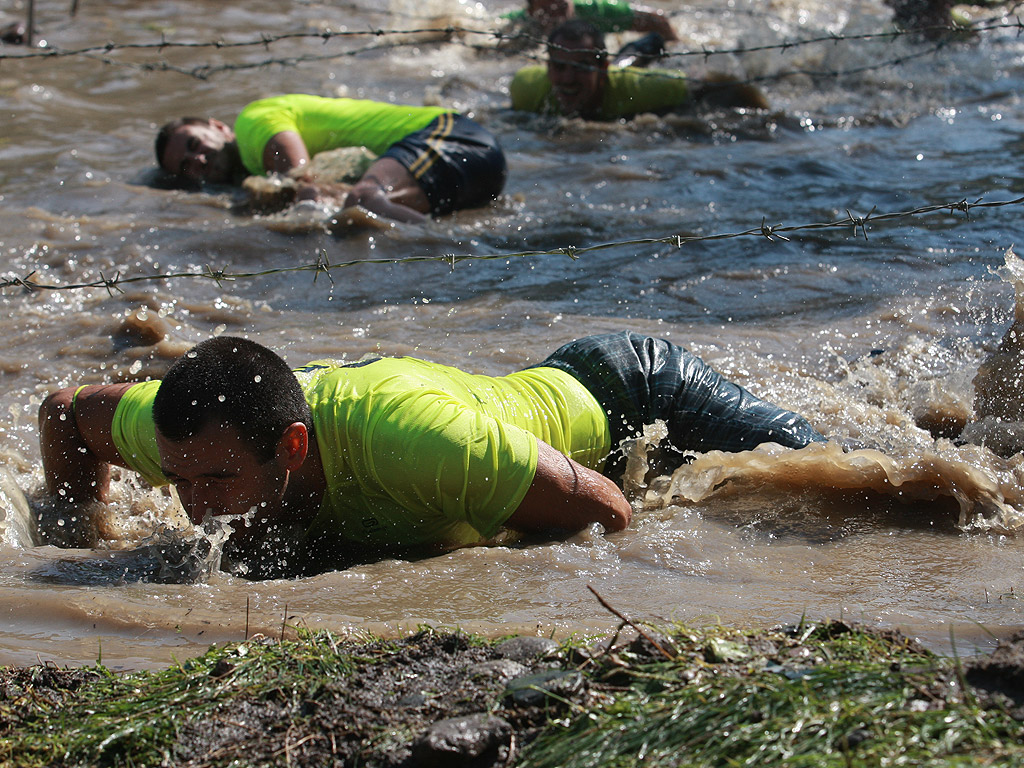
[2,0,1024,669]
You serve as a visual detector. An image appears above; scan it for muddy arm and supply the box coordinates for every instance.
[38,383,136,504]
[505,440,632,534]
[262,130,311,175]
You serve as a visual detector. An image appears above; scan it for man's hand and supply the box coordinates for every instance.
[506,440,632,534]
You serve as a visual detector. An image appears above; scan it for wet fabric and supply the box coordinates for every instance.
[534,332,826,466]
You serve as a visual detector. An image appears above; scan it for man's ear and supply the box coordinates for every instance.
[209,118,234,136]
[276,423,309,471]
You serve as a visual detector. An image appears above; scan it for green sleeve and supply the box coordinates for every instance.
[110,380,168,488]
[510,66,555,114]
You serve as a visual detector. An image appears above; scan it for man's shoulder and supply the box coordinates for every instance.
[511,65,549,87]
[608,66,687,86]
[510,66,553,112]
[603,66,690,118]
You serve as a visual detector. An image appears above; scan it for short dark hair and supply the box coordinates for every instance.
[154,116,210,173]
[548,19,607,63]
[153,336,313,460]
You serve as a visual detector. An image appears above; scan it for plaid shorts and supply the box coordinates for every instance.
[382,113,507,216]
[535,332,825,460]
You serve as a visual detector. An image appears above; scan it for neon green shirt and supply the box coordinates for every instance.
[504,0,636,33]
[233,94,453,176]
[510,65,689,119]
[110,357,610,551]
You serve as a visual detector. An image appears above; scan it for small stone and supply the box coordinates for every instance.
[505,670,584,706]
[411,713,512,767]
[495,636,559,662]
[467,659,529,680]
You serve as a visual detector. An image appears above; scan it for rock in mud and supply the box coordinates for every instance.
[411,713,513,767]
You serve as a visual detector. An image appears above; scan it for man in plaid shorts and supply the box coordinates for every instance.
[155,94,507,224]
[39,333,823,576]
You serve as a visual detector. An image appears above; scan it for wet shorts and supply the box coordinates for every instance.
[382,113,507,216]
[534,332,826,462]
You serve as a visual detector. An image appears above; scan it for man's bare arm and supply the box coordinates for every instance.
[505,439,632,534]
[38,383,136,503]
[632,7,678,40]
[262,130,311,175]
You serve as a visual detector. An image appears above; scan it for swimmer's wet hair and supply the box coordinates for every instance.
[154,336,313,460]
[548,19,607,62]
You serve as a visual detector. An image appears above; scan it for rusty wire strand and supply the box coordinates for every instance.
[3,195,1020,295]
[2,16,1021,83]
[3,17,1019,61]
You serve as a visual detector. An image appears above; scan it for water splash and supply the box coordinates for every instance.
[641,440,1024,533]
[966,247,1024,455]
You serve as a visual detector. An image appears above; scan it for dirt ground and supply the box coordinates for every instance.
[3,623,1024,767]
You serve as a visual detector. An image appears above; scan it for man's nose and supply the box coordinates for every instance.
[188,482,218,518]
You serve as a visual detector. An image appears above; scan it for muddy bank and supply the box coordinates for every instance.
[3,619,1024,767]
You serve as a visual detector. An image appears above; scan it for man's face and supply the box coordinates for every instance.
[156,421,289,525]
[547,38,607,117]
[160,119,236,184]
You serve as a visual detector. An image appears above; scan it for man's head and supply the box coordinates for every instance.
[527,0,573,30]
[153,336,313,523]
[546,20,608,118]
[155,117,240,184]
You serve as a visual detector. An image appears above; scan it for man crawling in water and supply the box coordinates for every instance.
[38,333,825,578]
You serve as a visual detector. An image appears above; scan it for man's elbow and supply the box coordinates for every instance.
[39,387,75,433]
[602,499,632,532]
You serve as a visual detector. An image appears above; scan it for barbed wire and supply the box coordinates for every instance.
[2,15,1022,83]
[2,194,1018,296]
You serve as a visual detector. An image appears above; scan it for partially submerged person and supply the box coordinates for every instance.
[885,0,958,39]
[155,94,507,224]
[39,333,825,578]
[510,20,766,120]
[503,0,678,41]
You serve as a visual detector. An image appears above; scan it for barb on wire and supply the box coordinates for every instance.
[312,249,334,285]
[3,194,1023,296]
[847,206,876,240]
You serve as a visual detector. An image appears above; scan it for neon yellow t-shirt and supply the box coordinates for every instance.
[110,357,610,550]
[233,94,453,176]
[510,65,689,120]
